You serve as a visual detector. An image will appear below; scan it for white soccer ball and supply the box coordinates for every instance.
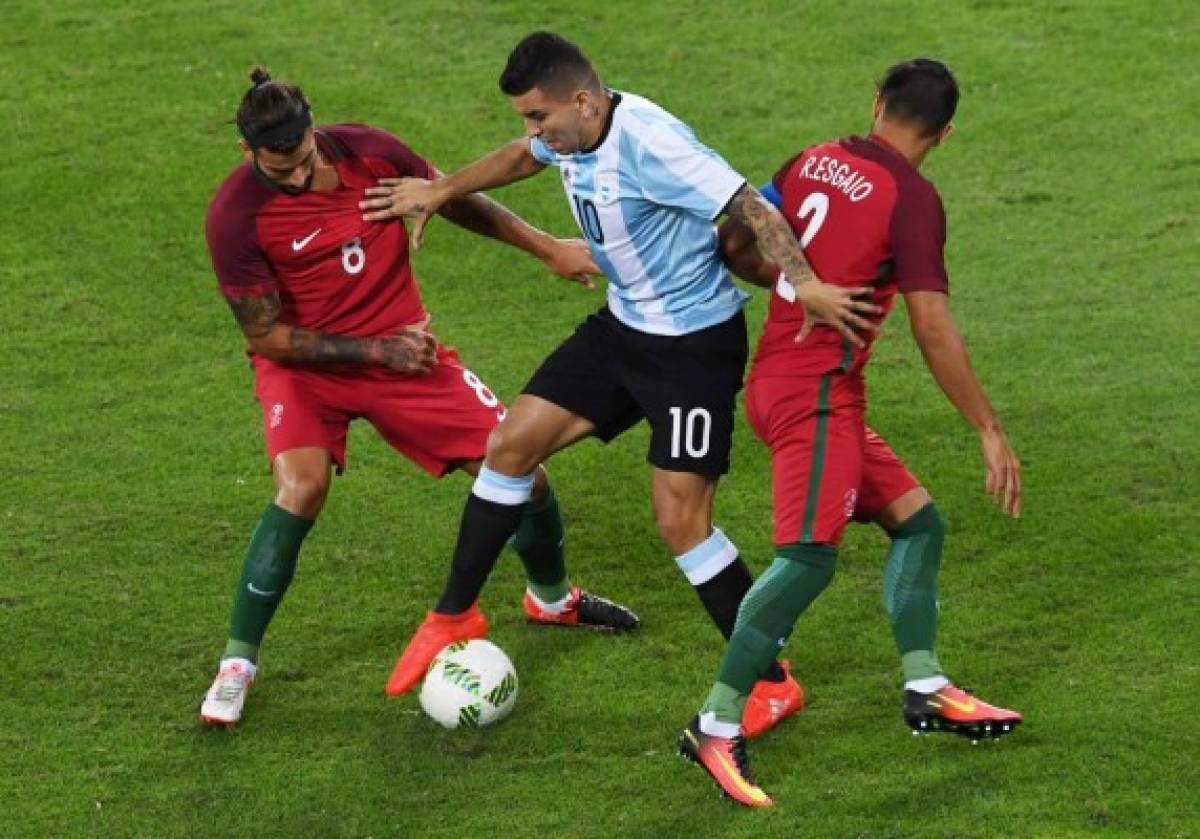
[419,639,518,729]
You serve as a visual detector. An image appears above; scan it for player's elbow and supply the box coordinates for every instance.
[245,328,291,361]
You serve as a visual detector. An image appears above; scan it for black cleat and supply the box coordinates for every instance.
[523,586,640,631]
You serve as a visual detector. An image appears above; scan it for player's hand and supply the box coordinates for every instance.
[791,281,880,346]
[542,238,600,289]
[360,178,444,250]
[376,325,438,374]
[980,427,1021,518]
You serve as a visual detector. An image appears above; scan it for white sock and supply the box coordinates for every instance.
[698,711,741,739]
[905,675,949,694]
[219,657,257,678]
[526,588,574,614]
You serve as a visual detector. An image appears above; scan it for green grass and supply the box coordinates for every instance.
[2,0,1197,836]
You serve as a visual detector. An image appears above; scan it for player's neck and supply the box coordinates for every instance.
[579,90,614,151]
[309,150,340,192]
[870,125,933,169]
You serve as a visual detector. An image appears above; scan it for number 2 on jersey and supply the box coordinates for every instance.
[775,192,829,303]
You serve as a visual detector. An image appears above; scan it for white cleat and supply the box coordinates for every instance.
[200,658,255,727]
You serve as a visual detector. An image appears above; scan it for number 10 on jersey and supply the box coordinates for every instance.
[571,195,605,244]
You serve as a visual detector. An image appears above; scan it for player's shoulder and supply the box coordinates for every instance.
[846,135,940,200]
[319,123,406,157]
[615,92,686,139]
[206,164,274,240]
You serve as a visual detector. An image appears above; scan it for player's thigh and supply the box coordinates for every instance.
[855,426,927,530]
[364,345,509,478]
[759,374,865,546]
[487,394,597,468]
[253,362,353,473]
[521,308,642,445]
[629,312,749,477]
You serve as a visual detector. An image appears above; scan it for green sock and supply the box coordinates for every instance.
[223,504,313,664]
[702,544,837,725]
[883,503,945,681]
[509,485,570,604]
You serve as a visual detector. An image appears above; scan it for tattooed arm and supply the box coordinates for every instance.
[224,292,436,373]
[718,217,777,289]
[723,183,880,345]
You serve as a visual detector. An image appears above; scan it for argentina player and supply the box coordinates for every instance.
[362,33,879,731]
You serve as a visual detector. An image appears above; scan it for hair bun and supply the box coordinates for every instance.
[249,67,272,87]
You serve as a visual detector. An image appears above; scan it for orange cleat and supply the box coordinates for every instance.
[522,586,640,631]
[385,605,488,696]
[904,683,1023,742]
[678,717,773,808]
[741,660,805,738]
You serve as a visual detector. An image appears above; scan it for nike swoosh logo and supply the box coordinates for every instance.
[934,695,977,714]
[292,228,321,251]
[247,583,278,596]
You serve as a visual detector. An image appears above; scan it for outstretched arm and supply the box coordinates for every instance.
[723,183,879,344]
[435,186,599,288]
[360,139,545,248]
[224,292,436,373]
[906,290,1021,517]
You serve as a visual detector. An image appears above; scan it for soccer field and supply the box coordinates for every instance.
[2,0,1197,835]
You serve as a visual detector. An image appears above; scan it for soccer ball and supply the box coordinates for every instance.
[419,639,518,729]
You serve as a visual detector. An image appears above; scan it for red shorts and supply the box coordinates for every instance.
[252,344,507,476]
[745,372,920,546]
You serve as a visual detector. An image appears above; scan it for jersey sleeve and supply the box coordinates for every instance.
[529,136,557,166]
[890,180,950,294]
[636,124,745,220]
[205,184,276,299]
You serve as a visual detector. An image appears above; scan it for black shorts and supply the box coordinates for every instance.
[523,307,748,476]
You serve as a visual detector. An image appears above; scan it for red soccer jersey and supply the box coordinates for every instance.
[205,124,434,342]
[750,133,949,379]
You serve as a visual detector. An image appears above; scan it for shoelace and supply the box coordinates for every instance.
[730,737,757,782]
[214,673,250,702]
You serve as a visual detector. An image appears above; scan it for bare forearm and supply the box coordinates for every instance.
[724,184,818,288]
[438,192,554,260]
[435,139,543,203]
[914,323,1001,433]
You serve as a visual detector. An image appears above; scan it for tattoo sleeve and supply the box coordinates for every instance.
[724,184,817,286]
[438,192,523,243]
[225,292,282,339]
[224,291,383,366]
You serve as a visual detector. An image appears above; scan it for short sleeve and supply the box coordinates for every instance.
[891,180,950,294]
[205,184,276,298]
[637,124,745,220]
[529,136,557,166]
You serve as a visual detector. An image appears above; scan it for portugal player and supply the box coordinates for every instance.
[680,59,1023,807]
[199,69,636,727]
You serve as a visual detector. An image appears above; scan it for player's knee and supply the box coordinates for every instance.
[485,422,542,476]
[654,506,709,555]
[274,469,330,518]
[891,501,945,541]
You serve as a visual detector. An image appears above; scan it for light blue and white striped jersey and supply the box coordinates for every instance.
[530,91,749,336]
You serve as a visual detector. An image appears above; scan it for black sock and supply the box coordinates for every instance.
[694,557,786,682]
[436,493,526,614]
